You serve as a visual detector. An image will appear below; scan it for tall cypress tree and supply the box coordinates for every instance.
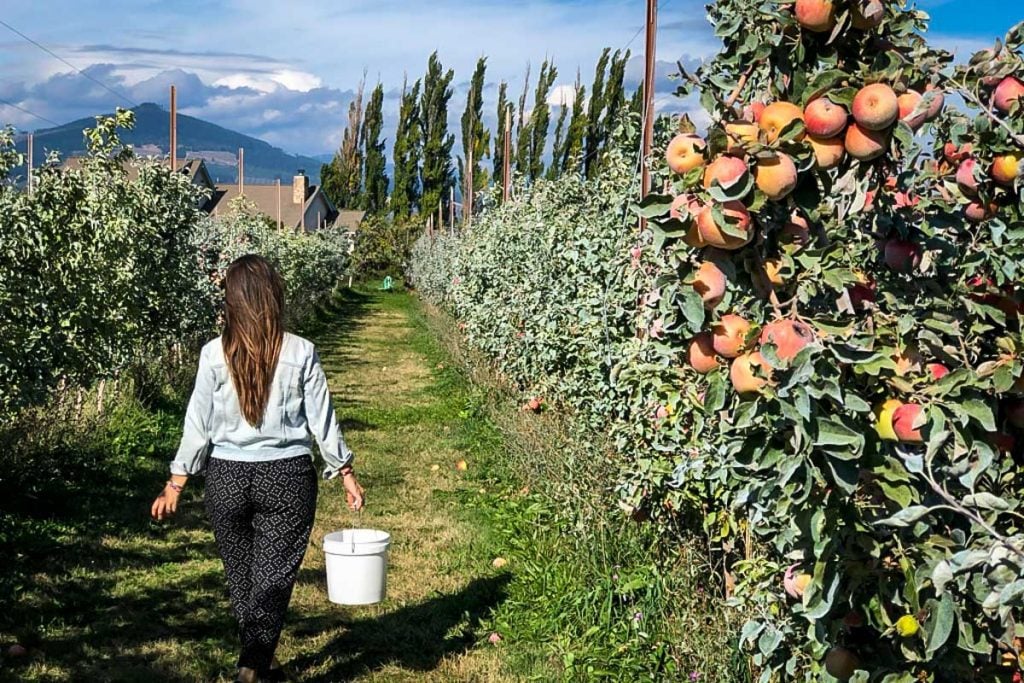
[361,83,388,215]
[392,76,422,220]
[563,71,588,175]
[323,78,366,209]
[458,57,491,215]
[584,49,611,179]
[420,52,456,220]
[493,81,509,199]
[526,59,557,182]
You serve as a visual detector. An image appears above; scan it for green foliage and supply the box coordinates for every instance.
[361,83,388,215]
[393,77,423,220]
[459,57,491,211]
[518,59,558,183]
[322,80,366,210]
[493,81,510,201]
[0,111,213,413]
[412,6,1024,680]
[0,112,350,418]
[352,215,423,279]
[420,52,456,219]
[585,48,631,179]
[201,198,351,327]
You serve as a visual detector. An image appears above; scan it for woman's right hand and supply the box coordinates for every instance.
[343,473,365,511]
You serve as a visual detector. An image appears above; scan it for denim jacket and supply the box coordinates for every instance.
[170,332,353,479]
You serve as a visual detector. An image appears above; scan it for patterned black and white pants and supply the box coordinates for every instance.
[205,455,318,673]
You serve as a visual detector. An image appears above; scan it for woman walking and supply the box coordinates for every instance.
[151,255,364,683]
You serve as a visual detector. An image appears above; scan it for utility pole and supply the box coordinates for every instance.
[640,0,658,231]
[169,85,177,171]
[26,133,33,197]
[238,148,244,196]
[276,179,282,229]
[502,106,512,203]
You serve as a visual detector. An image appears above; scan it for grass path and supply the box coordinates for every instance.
[0,289,517,682]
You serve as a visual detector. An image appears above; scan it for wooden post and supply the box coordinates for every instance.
[169,85,177,171]
[276,179,282,229]
[449,187,455,233]
[640,0,658,232]
[238,148,244,196]
[438,198,443,233]
[26,133,33,196]
[96,379,106,417]
[503,106,512,203]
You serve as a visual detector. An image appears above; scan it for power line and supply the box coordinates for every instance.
[0,97,61,128]
[0,19,139,108]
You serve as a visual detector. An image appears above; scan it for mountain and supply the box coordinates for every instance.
[18,103,323,184]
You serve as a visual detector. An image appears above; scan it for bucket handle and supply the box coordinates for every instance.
[350,508,362,553]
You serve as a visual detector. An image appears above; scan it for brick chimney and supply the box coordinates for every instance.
[293,170,308,205]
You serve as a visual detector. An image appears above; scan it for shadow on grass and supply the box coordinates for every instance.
[287,574,511,681]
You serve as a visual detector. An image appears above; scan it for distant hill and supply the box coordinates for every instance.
[17,103,323,184]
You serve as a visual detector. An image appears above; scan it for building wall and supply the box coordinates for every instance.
[303,194,333,232]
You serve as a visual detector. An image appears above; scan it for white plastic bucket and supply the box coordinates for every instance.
[323,529,390,605]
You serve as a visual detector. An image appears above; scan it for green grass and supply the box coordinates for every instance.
[0,287,749,682]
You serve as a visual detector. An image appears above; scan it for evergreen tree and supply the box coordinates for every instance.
[583,49,610,179]
[420,52,456,220]
[322,78,366,208]
[526,59,557,181]
[361,83,388,215]
[493,81,509,199]
[392,76,422,220]
[458,57,491,216]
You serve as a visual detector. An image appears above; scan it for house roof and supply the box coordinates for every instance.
[334,210,366,231]
[208,181,338,230]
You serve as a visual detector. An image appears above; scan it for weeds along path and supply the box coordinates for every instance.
[0,289,515,683]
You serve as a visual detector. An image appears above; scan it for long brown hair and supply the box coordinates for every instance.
[222,255,285,427]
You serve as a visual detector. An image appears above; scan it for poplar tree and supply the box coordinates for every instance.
[392,76,422,219]
[514,63,532,176]
[630,82,645,117]
[547,91,569,181]
[583,49,631,179]
[562,72,588,174]
[525,59,557,181]
[322,78,366,208]
[458,57,491,215]
[361,83,388,215]
[420,52,456,219]
[493,81,509,199]
[583,49,611,179]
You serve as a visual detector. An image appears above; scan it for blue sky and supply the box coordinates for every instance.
[0,1,1019,157]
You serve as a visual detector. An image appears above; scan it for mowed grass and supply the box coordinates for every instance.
[0,288,521,682]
